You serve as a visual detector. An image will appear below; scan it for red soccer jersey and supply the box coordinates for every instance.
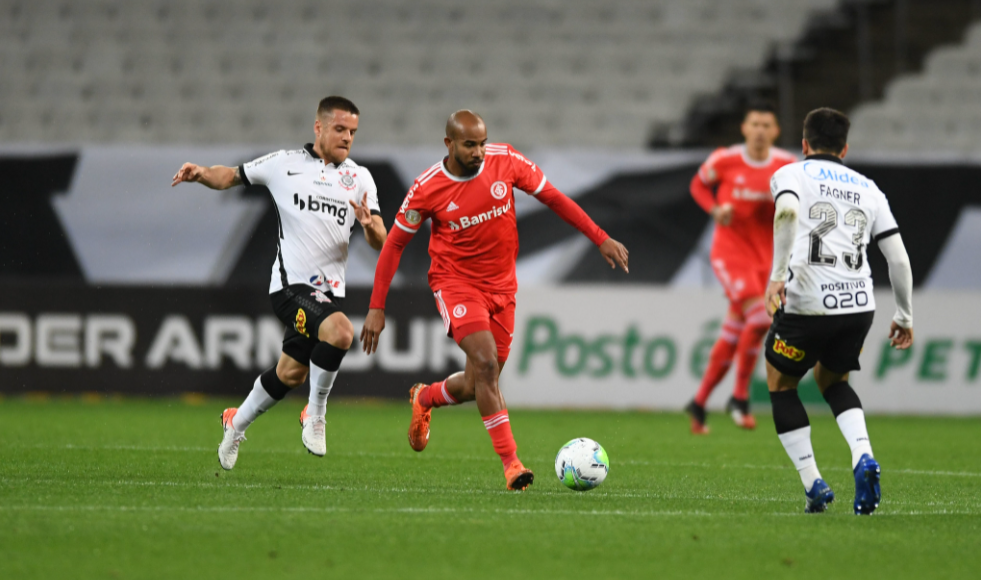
[691,145,797,269]
[392,143,549,294]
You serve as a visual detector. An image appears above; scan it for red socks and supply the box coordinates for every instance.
[694,318,743,407]
[733,302,771,401]
[418,380,458,409]
[482,410,518,466]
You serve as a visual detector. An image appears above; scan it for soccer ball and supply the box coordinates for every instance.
[554,438,610,491]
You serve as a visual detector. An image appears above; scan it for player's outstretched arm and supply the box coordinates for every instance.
[349,193,387,250]
[878,233,914,350]
[171,163,242,190]
[535,184,628,272]
[360,225,414,353]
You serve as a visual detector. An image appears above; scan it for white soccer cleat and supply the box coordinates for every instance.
[300,404,327,457]
[217,408,246,470]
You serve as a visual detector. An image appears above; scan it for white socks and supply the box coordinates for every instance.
[307,361,338,418]
[232,377,278,433]
[836,408,874,469]
[778,426,823,491]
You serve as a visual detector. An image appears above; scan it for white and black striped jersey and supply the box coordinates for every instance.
[770,154,900,316]
[240,144,380,297]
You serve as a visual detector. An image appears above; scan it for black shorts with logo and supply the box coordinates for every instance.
[270,284,343,366]
[764,309,875,378]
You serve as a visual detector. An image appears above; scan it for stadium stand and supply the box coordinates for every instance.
[0,0,837,148]
[849,21,981,153]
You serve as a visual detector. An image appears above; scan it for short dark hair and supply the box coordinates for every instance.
[803,107,850,153]
[318,96,360,118]
[744,100,778,121]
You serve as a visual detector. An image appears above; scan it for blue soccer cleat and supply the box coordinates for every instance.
[804,478,835,513]
[853,454,881,515]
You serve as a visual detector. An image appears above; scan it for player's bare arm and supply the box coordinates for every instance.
[361,308,385,354]
[171,163,242,190]
[349,193,387,250]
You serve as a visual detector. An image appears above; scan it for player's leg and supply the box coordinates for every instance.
[815,311,880,515]
[459,329,532,490]
[218,352,305,470]
[727,295,771,429]
[687,302,744,434]
[298,311,354,456]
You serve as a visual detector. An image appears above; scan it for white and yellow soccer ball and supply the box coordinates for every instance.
[554,438,610,491]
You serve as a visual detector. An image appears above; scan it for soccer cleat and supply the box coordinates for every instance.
[853,454,881,515]
[725,396,757,430]
[685,399,710,435]
[407,383,431,452]
[505,459,534,491]
[804,478,835,513]
[217,408,246,471]
[300,404,327,457]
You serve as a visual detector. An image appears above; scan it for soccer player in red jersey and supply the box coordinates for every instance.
[360,110,629,490]
[685,102,796,434]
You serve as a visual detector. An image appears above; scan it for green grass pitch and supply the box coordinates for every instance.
[1,397,979,579]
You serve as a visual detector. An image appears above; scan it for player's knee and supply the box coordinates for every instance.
[320,315,354,350]
[471,351,499,382]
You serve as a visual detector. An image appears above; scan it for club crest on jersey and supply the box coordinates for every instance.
[773,338,805,361]
[490,181,508,200]
[405,209,422,225]
[338,170,357,191]
[295,308,309,337]
[453,304,467,318]
[309,274,325,286]
[310,291,332,304]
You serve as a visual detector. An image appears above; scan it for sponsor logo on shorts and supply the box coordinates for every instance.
[453,305,467,318]
[773,338,805,361]
[490,181,508,200]
[405,209,422,225]
[310,291,331,304]
[310,274,324,286]
[295,308,309,337]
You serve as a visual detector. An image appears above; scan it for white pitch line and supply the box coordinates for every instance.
[10,444,981,479]
[0,504,976,518]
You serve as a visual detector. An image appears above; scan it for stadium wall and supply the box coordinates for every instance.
[0,284,978,415]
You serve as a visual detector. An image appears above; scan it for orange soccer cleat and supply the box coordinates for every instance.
[505,459,534,491]
[685,399,710,435]
[726,396,757,430]
[407,383,432,452]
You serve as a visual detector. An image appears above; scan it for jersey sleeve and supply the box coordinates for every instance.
[770,165,802,202]
[392,181,432,235]
[238,150,283,187]
[506,145,548,195]
[697,148,726,186]
[871,191,900,242]
[360,169,381,216]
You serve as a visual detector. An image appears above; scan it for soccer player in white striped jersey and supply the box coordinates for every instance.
[171,96,387,469]
[763,108,913,514]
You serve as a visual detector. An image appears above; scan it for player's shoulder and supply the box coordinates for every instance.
[410,161,445,192]
[769,147,799,165]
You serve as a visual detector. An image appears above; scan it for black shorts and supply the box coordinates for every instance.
[270,284,344,366]
[764,310,875,378]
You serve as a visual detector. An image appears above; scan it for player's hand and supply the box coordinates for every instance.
[889,322,913,350]
[171,163,205,187]
[349,193,373,227]
[711,203,734,226]
[360,308,386,354]
[599,238,629,273]
[765,280,786,316]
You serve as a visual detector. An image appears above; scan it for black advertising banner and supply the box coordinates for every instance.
[0,285,462,398]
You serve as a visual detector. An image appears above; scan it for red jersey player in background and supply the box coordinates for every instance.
[361,111,629,490]
[685,102,796,434]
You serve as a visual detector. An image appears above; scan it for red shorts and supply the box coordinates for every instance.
[711,259,769,304]
[433,283,516,363]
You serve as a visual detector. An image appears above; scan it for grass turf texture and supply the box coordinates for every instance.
[1,398,979,580]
